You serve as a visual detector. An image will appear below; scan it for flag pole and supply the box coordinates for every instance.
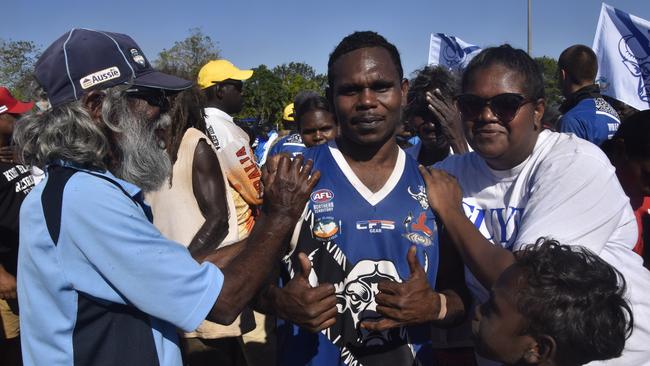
[528,0,532,54]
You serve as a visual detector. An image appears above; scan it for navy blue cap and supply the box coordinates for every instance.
[35,28,193,107]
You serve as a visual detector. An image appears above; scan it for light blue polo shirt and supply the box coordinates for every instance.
[18,162,223,366]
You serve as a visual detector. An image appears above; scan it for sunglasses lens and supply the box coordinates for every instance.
[456,95,484,120]
[490,94,525,122]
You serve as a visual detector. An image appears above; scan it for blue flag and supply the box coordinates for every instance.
[593,3,650,111]
[428,33,481,71]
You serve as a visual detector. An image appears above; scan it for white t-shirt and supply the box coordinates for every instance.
[435,130,650,365]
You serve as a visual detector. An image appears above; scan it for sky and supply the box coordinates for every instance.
[3,0,650,78]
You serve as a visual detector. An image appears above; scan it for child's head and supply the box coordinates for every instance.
[472,238,633,365]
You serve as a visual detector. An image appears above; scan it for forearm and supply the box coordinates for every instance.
[207,213,294,324]
[188,217,230,258]
[438,208,515,289]
[199,240,246,268]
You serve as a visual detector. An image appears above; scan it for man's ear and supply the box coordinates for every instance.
[215,83,226,100]
[401,78,409,107]
[523,335,556,364]
[81,90,105,122]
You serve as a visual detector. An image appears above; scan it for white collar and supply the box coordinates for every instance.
[204,107,233,123]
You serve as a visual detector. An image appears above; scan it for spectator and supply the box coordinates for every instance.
[557,45,620,146]
[14,28,318,366]
[422,44,650,365]
[0,86,35,366]
[474,238,633,365]
[404,66,468,166]
[603,110,650,268]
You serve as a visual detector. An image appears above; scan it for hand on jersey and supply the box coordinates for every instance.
[0,145,17,164]
[273,253,337,333]
[419,165,463,218]
[360,246,443,331]
[262,154,320,220]
[426,89,467,154]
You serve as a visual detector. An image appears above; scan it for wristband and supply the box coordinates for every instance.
[437,293,447,320]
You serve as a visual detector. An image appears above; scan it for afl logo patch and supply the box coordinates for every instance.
[311,189,334,203]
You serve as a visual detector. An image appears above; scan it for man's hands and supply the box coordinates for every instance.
[272,253,337,332]
[361,246,442,332]
[262,154,320,220]
[426,89,468,154]
[418,165,463,219]
[0,266,17,300]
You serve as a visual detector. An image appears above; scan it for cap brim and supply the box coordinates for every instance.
[7,101,34,114]
[228,69,254,81]
[133,70,193,93]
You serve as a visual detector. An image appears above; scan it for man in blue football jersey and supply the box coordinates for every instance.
[262,31,470,366]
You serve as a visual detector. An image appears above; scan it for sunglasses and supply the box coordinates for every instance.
[455,93,534,123]
[124,87,170,111]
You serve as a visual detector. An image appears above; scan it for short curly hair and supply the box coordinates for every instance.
[405,65,459,119]
[327,31,403,89]
[514,238,633,365]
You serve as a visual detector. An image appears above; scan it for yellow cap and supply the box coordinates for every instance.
[283,103,295,121]
[197,59,254,89]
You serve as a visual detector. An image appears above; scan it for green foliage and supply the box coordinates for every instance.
[154,28,220,80]
[535,56,562,107]
[0,39,41,100]
[238,62,327,127]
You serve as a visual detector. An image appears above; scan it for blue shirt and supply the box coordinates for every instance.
[278,142,439,366]
[18,162,223,366]
[268,133,307,158]
[558,97,620,146]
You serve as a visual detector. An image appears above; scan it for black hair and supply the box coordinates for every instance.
[558,45,598,84]
[611,109,650,160]
[167,86,207,167]
[405,65,459,119]
[294,90,333,130]
[514,238,633,365]
[327,31,403,88]
[462,44,544,100]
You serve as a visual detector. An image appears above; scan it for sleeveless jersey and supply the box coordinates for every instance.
[268,133,307,158]
[278,141,439,366]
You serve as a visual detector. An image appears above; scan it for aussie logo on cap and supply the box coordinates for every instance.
[130,48,146,67]
[80,67,121,90]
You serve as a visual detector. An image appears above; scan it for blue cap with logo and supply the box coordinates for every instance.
[35,28,192,108]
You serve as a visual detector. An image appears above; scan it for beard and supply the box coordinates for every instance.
[109,101,172,193]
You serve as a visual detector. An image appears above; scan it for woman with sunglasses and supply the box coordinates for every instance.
[420,45,650,365]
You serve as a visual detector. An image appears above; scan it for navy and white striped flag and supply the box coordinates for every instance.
[427,33,481,71]
[593,3,650,111]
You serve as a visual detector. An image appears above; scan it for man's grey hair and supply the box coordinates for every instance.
[14,99,110,169]
[14,86,172,192]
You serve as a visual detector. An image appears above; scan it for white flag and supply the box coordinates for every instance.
[428,33,481,71]
[593,3,650,111]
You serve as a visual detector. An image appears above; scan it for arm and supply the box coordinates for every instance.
[0,264,17,299]
[188,139,229,257]
[419,166,515,290]
[205,155,320,325]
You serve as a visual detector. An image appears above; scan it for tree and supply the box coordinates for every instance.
[154,28,220,80]
[238,62,327,128]
[0,39,40,100]
[535,56,562,107]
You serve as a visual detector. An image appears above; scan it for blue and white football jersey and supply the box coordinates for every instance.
[278,141,439,366]
[268,133,307,158]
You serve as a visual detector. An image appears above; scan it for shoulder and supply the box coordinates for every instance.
[533,131,614,177]
[432,152,479,174]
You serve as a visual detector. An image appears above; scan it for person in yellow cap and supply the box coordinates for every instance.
[195,60,272,366]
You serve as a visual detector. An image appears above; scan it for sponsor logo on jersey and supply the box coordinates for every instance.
[355,220,395,233]
[80,67,121,89]
[313,216,339,240]
[402,212,435,246]
[311,189,334,203]
[408,185,429,210]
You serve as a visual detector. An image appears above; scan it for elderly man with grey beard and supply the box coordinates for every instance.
[12,29,319,366]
